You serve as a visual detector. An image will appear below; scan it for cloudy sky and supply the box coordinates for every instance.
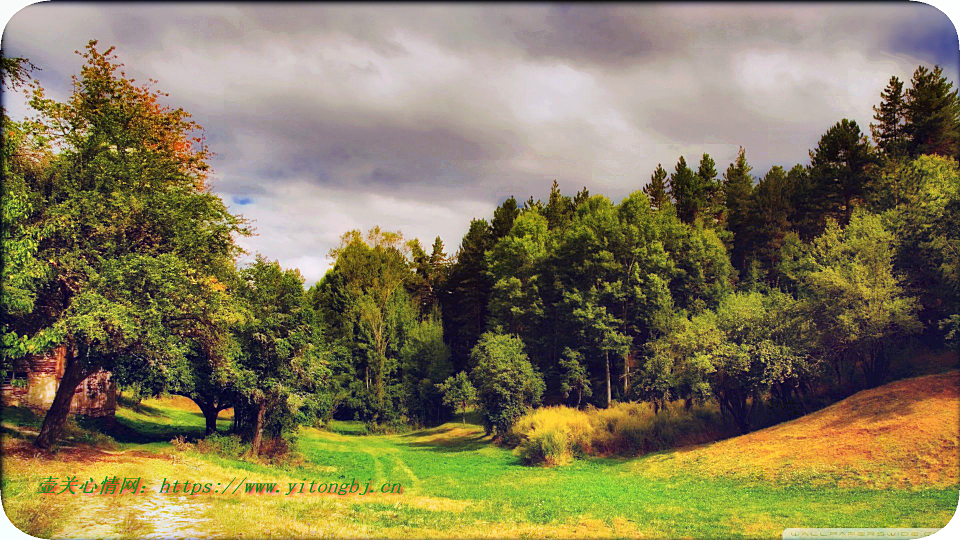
[3,3,957,284]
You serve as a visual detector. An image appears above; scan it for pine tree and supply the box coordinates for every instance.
[544,180,575,230]
[490,196,520,239]
[723,147,754,273]
[808,119,877,228]
[904,65,960,159]
[871,76,908,160]
[750,166,794,281]
[669,156,698,223]
[643,163,670,211]
[696,153,723,225]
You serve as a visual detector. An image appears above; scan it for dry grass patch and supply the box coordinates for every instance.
[511,401,724,466]
[636,370,960,488]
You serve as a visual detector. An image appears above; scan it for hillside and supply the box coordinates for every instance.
[636,370,960,488]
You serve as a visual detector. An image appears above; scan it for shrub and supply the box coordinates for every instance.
[195,433,248,458]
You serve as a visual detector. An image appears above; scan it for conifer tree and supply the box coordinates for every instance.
[871,76,908,160]
[904,65,960,159]
[723,147,754,273]
[643,163,670,211]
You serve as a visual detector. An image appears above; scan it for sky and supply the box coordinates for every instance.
[2,2,958,285]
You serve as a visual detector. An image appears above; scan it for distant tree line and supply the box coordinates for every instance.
[3,43,958,449]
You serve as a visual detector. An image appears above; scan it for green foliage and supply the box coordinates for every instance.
[723,147,755,273]
[5,42,247,448]
[470,332,544,436]
[799,211,922,388]
[805,119,878,232]
[882,155,960,339]
[437,371,477,424]
[871,76,908,160]
[558,348,591,407]
[748,166,795,282]
[643,290,815,433]
[402,315,454,425]
[904,65,960,159]
[643,164,670,211]
[440,218,495,370]
[231,256,328,452]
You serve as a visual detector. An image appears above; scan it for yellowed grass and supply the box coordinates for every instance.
[636,371,960,488]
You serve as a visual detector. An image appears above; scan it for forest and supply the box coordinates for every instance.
[3,41,959,456]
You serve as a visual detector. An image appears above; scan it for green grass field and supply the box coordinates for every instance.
[2,385,958,539]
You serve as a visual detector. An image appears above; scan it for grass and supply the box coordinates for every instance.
[2,375,958,538]
[637,371,960,489]
[510,401,726,466]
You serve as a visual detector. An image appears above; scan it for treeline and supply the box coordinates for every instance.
[2,44,958,451]
[431,66,960,435]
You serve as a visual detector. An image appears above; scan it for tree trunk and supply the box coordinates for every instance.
[197,401,221,436]
[249,400,266,457]
[35,345,90,449]
[623,359,630,397]
[605,351,611,408]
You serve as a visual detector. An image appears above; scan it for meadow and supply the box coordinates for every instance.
[2,372,958,539]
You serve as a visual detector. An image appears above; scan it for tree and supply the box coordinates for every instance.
[644,291,815,433]
[799,211,922,388]
[558,348,591,407]
[437,372,476,425]
[231,257,315,456]
[1,58,46,370]
[441,219,494,371]
[329,227,411,410]
[643,164,670,211]
[401,315,453,425]
[487,210,548,336]
[807,119,877,230]
[490,196,520,239]
[904,65,960,159]
[668,156,697,223]
[470,332,544,436]
[11,42,245,449]
[564,287,629,408]
[885,155,960,341]
[871,76,908,160]
[696,153,724,226]
[723,147,754,273]
[543,180,576,230]
[749,166,794,282]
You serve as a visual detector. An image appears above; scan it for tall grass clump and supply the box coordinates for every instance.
[194,432,248,458]
[511,401,725,465]
[511,406,594,466]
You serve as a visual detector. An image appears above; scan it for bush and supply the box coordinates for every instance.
[195,433,248,458]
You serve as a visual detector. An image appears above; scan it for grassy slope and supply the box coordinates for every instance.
[2,374,958,539]
[636,370,960,489]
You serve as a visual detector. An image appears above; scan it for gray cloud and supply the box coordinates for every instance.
[3,3,956,283]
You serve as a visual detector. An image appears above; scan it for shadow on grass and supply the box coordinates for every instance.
[400,431,492,453]
[397,413,494,453]
[819,372,954,431]
[0,406,43,428]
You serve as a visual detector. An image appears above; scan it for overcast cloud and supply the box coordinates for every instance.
[3,3,957,284]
